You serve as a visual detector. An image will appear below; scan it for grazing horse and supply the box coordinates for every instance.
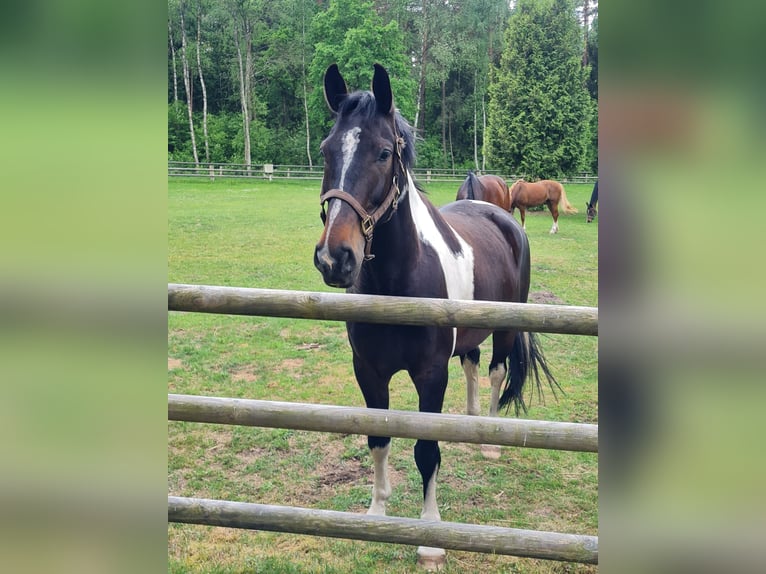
[509,179,578,234]
[586,180,598,223]
[455,171,511,211]
[314,63,557,569]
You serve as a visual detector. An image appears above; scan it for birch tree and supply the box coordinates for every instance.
[168,17,179,104]
[229,0,256,171]
[195,0,210,166]
[178,0,200,166]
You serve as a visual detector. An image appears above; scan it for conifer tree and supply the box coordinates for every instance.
[487,0,591,178]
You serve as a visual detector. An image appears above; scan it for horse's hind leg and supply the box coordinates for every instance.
[460,348,481,416]
[519,207,527,231]
[480,332,515,459]
[548,201,559,233]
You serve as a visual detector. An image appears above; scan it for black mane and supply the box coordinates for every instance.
[335,91,416,171]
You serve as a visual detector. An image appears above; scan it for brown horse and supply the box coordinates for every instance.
[510,179,578,234]
[455,171,511,211]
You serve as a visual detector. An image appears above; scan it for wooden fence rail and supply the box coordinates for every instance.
[168,394,598,453]
[168,282,599,565]
[169,496,598,564]
[167,161,598,184]
[168,284,598,336]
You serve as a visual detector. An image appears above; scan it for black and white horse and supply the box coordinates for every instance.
[313,63,556,568]
[586,180,598,223]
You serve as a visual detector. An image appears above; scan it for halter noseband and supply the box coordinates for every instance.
[319,129,406,261]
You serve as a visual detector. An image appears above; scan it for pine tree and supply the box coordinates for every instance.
[487,0,591,179]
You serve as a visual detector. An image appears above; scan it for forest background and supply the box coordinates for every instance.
[168,0,598,180]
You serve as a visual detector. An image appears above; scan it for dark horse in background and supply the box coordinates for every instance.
[510,179,578,234]
[455,171,511,211]
[314,63,557,569]
[586,180,598,223]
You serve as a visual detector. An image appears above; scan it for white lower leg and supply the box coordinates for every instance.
[462,359,480,416]
[488,363,506,418]
[481,364,507,459]
[367,443,391,516]
[417,469,446,569]
[550,221,558,233]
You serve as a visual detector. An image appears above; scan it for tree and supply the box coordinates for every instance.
[175,0,200,166]
[307,0,415,154]
[228,0,257,171]
[584,14,598,173]
[195,0,211,165]
[487,0,591,178]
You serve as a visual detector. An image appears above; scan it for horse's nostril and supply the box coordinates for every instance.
[338,246,355,275]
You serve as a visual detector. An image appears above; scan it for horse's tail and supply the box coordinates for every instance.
[499,332,561,415]
[465,171,481,200]
[557,183,578,214]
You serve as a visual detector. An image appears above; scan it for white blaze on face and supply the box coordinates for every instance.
[317,127,362,260]
[406,171,475,355]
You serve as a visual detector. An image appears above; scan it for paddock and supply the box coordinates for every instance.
[168,284,598,566]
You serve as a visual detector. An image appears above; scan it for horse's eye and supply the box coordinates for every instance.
[378,149,392,162]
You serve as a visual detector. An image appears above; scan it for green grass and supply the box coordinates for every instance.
[168,176,598,573]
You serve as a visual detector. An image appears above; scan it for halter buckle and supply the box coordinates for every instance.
[361,215,374,237]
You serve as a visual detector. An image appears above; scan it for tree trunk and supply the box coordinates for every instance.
[414,0,429,135]
[303,79,312,169]
[581,0,592,66]
[244,22,253,172]
[179,5,200,166]
[448,111,454,171]
[234,25,251,172]
[196,4,210,165]
[473,74,479,171]
[481,96,487,172]
[441,79,446,160]
[168,18,179,104]
[301,6,312,168]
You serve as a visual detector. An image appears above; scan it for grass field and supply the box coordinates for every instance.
[168,176,598,573]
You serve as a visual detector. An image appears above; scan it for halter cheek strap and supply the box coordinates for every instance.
[319,135,406,261]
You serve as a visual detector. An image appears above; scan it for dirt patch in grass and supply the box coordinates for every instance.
[231,366,258,382]
[529,290,566,305]
[316,461,366,488]
[168,357,184,370]
[278,357,305,374]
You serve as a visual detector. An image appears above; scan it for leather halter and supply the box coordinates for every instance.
[319,127,406,261]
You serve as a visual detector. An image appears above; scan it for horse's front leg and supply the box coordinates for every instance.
[410,362,450,570]
[353,355,393,516]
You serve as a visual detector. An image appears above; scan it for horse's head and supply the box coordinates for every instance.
[586,203,598,223]
[314,64,413,288]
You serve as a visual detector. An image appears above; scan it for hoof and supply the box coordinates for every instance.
[480,444,501,459]
[417,546,446,571]
[366,504,386,516]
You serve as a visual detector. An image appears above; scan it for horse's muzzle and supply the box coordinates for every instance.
[314,243,358,288]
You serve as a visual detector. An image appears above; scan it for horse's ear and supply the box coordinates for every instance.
[324,64,348,114]
[372,63,394,116]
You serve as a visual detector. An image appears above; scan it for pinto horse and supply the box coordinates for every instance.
[314,64,557,569]
[509,179,578,234]
[586,180,598,223]
[455,171,511,211]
